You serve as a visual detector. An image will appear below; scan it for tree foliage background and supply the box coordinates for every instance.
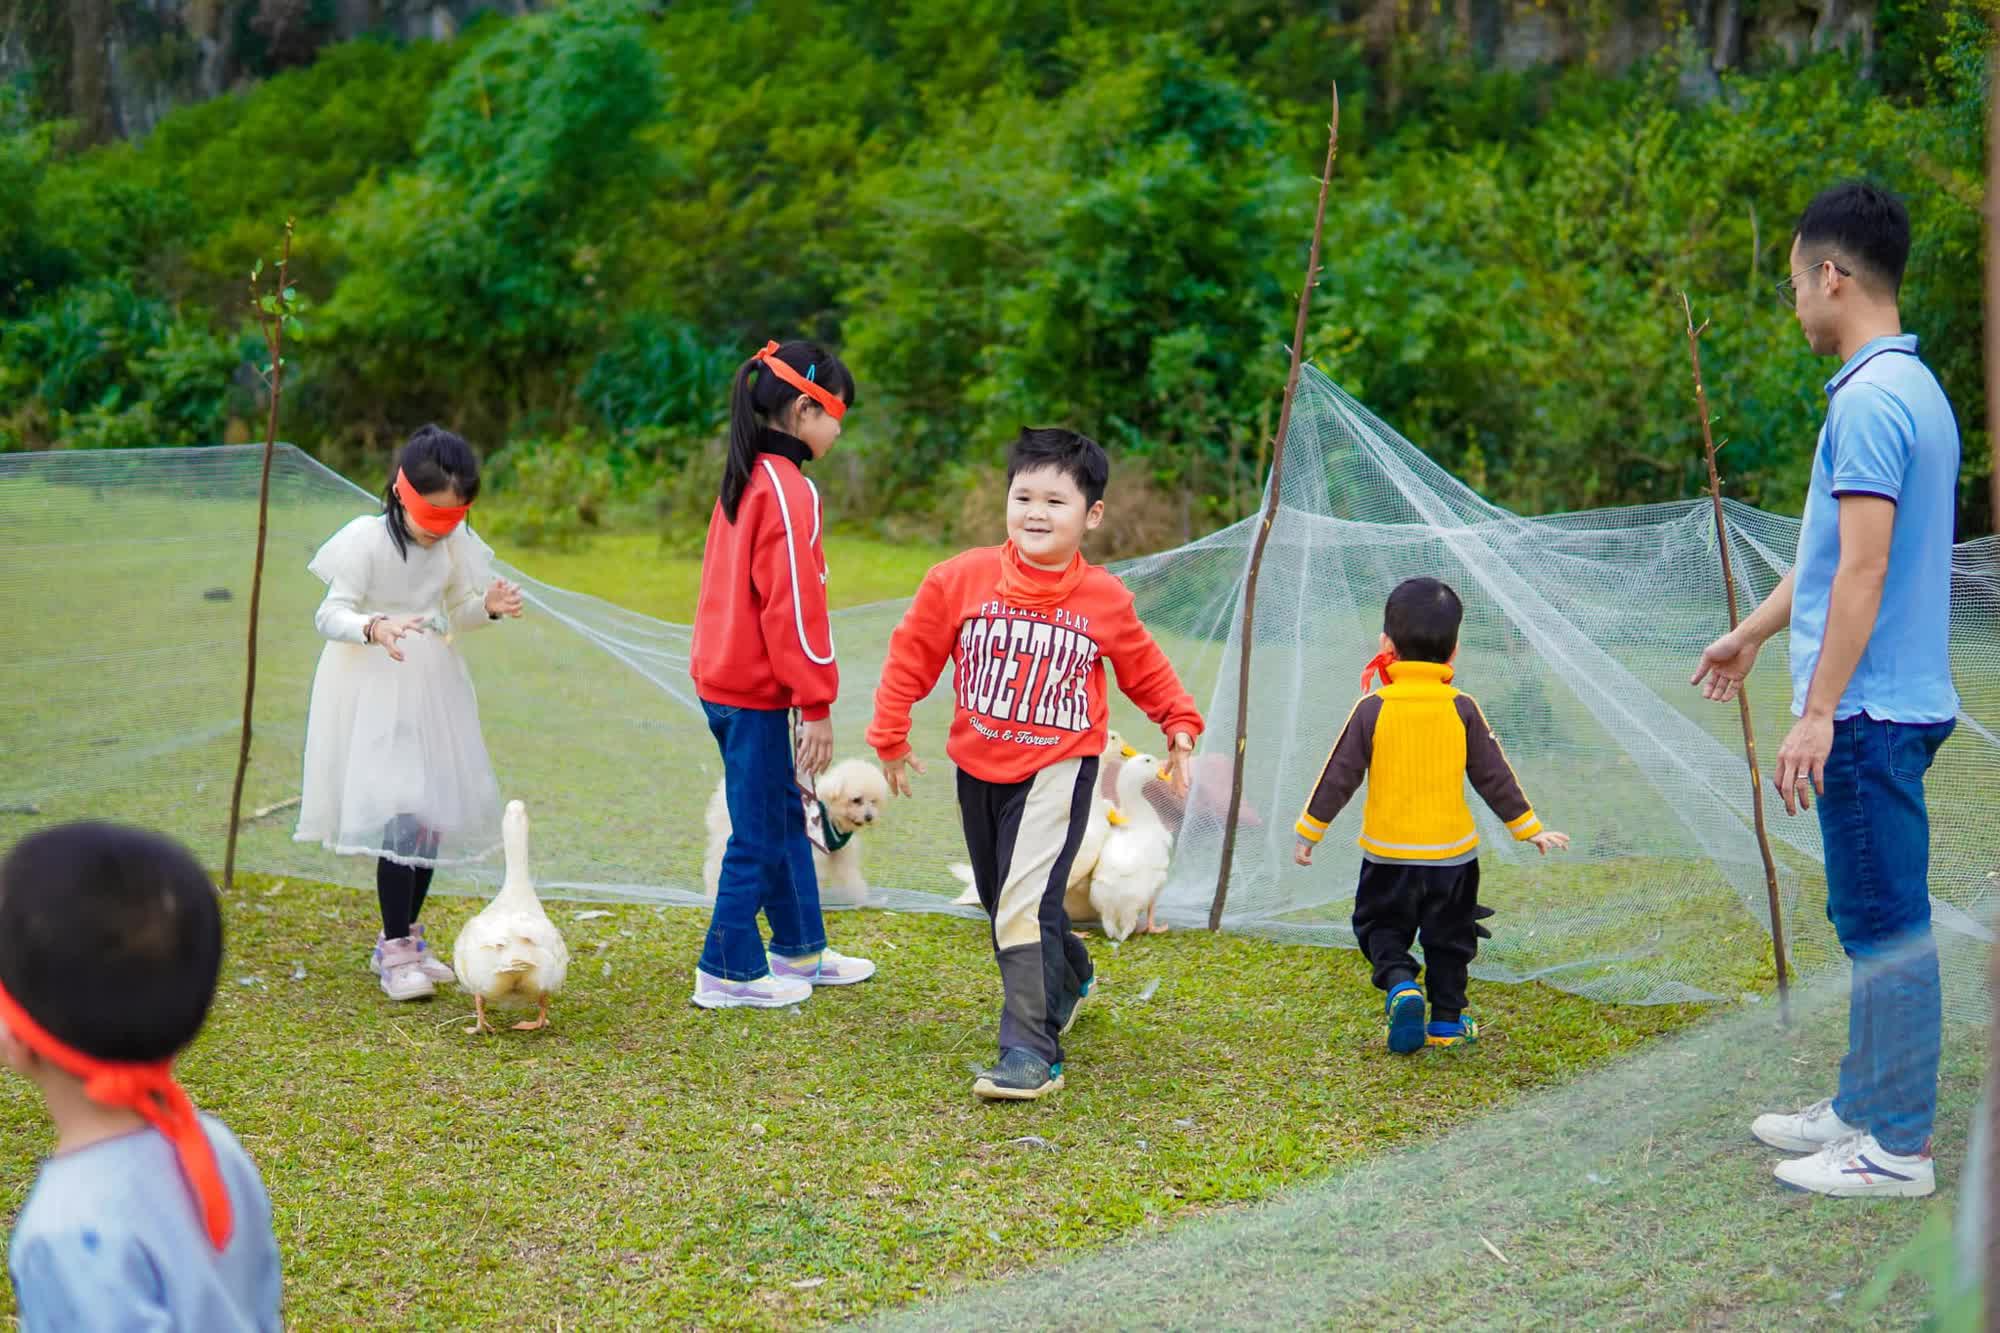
[0,0,1990,550]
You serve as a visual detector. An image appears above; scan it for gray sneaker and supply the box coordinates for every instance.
[377,937,435,1003]
[973,1048,1064,1101]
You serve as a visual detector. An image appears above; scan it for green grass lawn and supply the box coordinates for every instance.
[0,880,1708,1328]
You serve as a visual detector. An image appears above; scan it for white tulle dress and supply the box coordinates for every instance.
[294,514,505,868]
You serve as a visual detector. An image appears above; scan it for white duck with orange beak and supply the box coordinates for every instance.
[452,800,569,1034]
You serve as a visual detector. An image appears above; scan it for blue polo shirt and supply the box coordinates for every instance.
[1789,333,1959,723]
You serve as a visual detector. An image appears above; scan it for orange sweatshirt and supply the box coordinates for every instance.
[867,544,1204,786]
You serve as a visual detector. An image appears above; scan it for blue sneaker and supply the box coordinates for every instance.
[1425,1016,1479,1048]
[1386,981,1426,1054]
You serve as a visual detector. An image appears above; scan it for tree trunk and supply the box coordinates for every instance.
[69,0,113,144]
[1713,0,1744,69]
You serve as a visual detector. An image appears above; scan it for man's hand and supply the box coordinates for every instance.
[1293,837,1316,867]
[1529,830,1571,856]
[1691,628,1761,704]
[883,752,928,799]
[1773,714,1833,815]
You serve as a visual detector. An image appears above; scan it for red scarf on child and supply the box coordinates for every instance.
[0,978,233,1249]
[995,541,1088,611]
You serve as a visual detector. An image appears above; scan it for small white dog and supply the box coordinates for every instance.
[703,758,891,907]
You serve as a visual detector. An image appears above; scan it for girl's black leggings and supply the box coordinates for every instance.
[376,815,440,940]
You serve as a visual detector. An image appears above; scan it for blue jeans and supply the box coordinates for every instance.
[701,702,827,980]
[1820,713,1955,1156]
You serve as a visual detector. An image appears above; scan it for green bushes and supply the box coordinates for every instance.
[0,0,1989,542]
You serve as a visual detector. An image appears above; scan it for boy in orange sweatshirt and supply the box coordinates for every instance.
[869,428,1204,1100]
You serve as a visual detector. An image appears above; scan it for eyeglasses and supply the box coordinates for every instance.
[1774,259,1851,308]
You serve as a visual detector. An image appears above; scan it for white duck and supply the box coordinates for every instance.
[1089,751,1175,941]
[453,800,570,1035]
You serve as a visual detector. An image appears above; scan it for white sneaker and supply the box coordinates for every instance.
[377,937,436,1003]
[768,947,876,987]
[691,969,813,1010]
[1751,1096,1857,1153]
[1772,1132,1934,1198]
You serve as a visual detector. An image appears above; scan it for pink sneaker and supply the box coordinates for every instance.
[377,937,435,1002]
[369,927,456,985]
[410,924,457,984]
[769,947,876,987]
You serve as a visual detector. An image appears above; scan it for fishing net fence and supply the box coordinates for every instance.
[3,365,1995,1015]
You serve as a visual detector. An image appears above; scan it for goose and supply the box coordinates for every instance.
[452,800,570,1034]
[1089,751,1174,941]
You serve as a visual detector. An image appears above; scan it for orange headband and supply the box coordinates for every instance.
[394,469,470,536]
[751,341,847,421]
[0,977,233,1249]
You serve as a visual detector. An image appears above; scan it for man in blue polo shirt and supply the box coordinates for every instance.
[1691,181,1960,1199]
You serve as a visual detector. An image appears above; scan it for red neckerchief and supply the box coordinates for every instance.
[995,541,1088,611]
[0,978,232,1249]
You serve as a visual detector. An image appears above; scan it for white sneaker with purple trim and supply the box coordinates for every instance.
[1772,1132,1935,1198]
[1751,1095,1856,1153]
[691,969,813,1010]
[768,947,876,987]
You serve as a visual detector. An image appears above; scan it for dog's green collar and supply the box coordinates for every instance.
[817,799,855,853]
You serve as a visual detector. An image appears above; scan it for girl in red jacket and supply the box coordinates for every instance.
[687,341,877,1009]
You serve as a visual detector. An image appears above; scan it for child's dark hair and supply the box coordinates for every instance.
[722,341,856,523]
[1794,181,1910,296]
[0,822,223,1063]
[384,423,482,559]
[1006,427,1109,507]
[1384,577,1463,664]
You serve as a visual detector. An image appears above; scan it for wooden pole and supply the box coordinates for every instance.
[1680,292,1791,1026]
[1209,85,1340,931]
[222,219,296,892]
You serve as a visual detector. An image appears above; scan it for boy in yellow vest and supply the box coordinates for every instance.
[1294,578,1568,1053]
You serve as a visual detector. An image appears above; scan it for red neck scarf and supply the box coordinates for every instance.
[1362,654,1454,693]
[996,541,1088,610]
[0,978,233,1249]
[1359,651,1396,694]
[394,470,469,537]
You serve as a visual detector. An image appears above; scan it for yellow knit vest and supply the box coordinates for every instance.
[1357,663,1480,860]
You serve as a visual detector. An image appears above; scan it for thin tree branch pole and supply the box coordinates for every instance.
[1209,84,1340,931]
[1680,291,1791,1026]
[222,218,295,893]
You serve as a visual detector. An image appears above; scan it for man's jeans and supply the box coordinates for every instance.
[1820,713,1955,1156]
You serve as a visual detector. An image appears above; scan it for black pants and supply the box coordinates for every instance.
[1351,858,1487,1021]
[376,814,440,940]
[957,757,1098,1067]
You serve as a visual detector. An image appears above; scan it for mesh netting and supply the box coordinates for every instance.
[862,941,1987,1332]
[2,365,1994,1014]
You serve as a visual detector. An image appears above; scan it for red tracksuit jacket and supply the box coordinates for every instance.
[689,440,838,720]
[867,544,1204,785]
